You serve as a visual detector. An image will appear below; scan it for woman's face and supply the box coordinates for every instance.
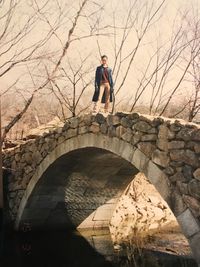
[101,57,107,65]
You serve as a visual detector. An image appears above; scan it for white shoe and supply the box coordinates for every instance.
[103,110,110,116]
[91,110,97,115]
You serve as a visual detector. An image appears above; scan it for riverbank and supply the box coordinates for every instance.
[108,173,192,257]
[144,223,191,256]
[78,227,197,267]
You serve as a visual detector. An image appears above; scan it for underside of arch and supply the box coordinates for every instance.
[19,147,137,230]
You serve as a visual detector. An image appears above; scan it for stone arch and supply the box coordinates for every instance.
[19,146,138,230]
[12,132,200,265]
[15,133,170,227]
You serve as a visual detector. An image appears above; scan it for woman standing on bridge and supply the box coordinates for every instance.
[92,55,114,114]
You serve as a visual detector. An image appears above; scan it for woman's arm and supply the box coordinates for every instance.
[109,68,114,90]
[94,67,98,91]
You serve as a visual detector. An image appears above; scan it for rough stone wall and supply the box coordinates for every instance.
[2,111,200,263]
[110,173,178,244]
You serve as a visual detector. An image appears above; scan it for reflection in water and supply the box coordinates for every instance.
[1,229,198,267]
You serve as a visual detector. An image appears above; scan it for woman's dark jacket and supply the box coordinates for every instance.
[92,64,114,103]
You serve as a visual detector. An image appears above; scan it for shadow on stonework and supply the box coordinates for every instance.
[1,229,115,267]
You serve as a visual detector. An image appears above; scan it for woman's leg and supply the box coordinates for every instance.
[93,84,105,112]
[104,83,110,112]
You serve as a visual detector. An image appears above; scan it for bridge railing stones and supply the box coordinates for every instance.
[2,111,200,263]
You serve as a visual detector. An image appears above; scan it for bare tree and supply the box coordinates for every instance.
[102,0,167,113]
[1,0,103,142]
[179,11,200,122]
[125,5,200,117]
[48,54,93,119]
[0,0,54,78]
[0,0,63,141]
[93,1,200,119]
[129,27,190,115]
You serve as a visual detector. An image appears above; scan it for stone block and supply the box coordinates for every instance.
[92,122,99,126]
[182,165,193,182]
[131,149,149,171]
[193,168,200,181]
[121,131,132,142]
[192,129,200,141]
[157,139,168,151]
[177,128,194,141]
[24,165,33,175]
[169,171,186,183]
[137,142,156,158]
[57,135,65,144]
[170,190,186,216]
[141,134,157,141]
[158,125,175,139]
[170,149,199,167]
[152,149,170,167]
[151,117,164,127]
[134,121,152,133]
[95,113,106,124]
[170,123,182,132]
[32,151,42,165]
[131,132,143,145]
[164,166,175,175]
[194,143,200,153]
[121,116,133,128]
[177,208,200,238]
[82,114,94,126]
[28,143,38,153]
[56,127,63,134]
[176,181,188,195]
[144,160,171,201]
[108,126,116,137]
[14,153,21,162]
[64,128,77,138]
[100,123,108,134]
[186,141,196,150]
[69,117,79,128]
[11,159,17,171]
[107,115,120,126]
[168,141,185,150]
[148,127,157,134]
[188,179,200,200]
[116,125,126,137]
[78,126,88,135]
[182,195,200,218]
[128,112,140,121]
[117,140,135,162]
[94,204,115,221]
[89,124,100,133]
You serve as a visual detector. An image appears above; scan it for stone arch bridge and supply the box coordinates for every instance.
[2,112,200,265]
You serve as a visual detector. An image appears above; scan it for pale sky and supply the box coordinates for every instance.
[1,0,199,111]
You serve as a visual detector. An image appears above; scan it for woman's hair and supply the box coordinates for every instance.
[101,55,108,60]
